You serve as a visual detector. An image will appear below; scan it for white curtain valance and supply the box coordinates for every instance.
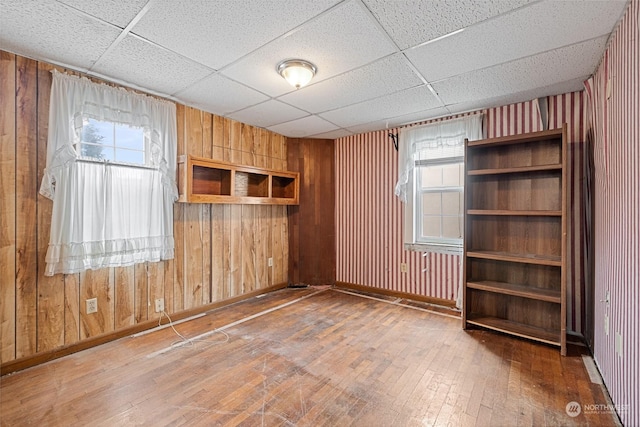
[40,70,178,276]
[394,114,483,203]
[40,70,178,200]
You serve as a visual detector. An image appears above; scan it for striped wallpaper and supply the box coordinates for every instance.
[585,0,639,425]
[335,95,592,333]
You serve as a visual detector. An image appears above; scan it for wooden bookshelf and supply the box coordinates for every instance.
[463,126,567,355]
[177,155,299,205]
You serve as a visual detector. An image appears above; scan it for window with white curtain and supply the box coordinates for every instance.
[395,114,483,255]
[40,70,178,276]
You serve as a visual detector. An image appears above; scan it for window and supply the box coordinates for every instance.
[40,70,178,276]
[415,159,464,246]
[395,115,483,255]
[78,118,147,165]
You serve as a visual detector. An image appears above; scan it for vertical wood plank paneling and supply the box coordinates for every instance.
[184,107,204,309]
[287,138,336,286]
[1,50,291,371]
[211,205,225,301]
[241,204,256,294]
[64,274,80,344]
[229,120,243,296]
[0,51,16,363]
[147,262,162,320]
[586,1,639,424]
[35,63,65,353]
[134,264,147,323]
[210,115,227,301]
[240,124,256,294]
[173,103,186,312]
[255,130,269,289]
[162,260,173,318]
[15,55,38,359]
[272,134,287,285]
[115,266,134,328]
[79,269,113,339]
[201,112,212,304]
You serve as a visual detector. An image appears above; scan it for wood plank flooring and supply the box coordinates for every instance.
[0,288,620,426]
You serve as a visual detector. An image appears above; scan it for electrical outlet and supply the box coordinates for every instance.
[155,298,164,313]
[615,332,623,357]
[86,298,97,314]
[268,257,273,267]
[400,263,408,273]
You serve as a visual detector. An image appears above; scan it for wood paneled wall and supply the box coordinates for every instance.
[0,51,289,368]
[287,138,336,286]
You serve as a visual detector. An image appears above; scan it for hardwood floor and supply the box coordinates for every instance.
[0,287,620,426]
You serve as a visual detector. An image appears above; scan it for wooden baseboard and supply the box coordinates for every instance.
[0,282,288,376]
[335,281,457,308]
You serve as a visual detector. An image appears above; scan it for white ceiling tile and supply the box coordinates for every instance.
[0,0,623,138]
[268,115,339,138]
[384,107,453,128]
[308,129,354,139]
[432,36,607,105]
[91,34,212,96]
[227,100,309,128]
[278,54,423,113]
[446,77,587,115]
[320,85,442,128]
[57,0,148,28]
[407,0,628,82]
[0,0,120,70]
[131,0,340,70]
[221,0,398,97]
[362,0,533,49]
[175,74,269,116]
[344,106,450,135]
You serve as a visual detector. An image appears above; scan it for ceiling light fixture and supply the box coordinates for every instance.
[277,59,317,89]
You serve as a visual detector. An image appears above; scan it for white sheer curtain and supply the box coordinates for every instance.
[40,70,178,276]
[394,114,483,309]
[394,114,483,203]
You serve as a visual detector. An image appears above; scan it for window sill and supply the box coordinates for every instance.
[404,242,463,256]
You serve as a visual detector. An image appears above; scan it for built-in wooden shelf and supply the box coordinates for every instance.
[177,155,299,205]
[463,125,567,355]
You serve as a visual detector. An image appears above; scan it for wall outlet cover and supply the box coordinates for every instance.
[86,298,97,314]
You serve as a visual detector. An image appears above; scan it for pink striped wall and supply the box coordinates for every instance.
[336,95,593,335]
[585,0,639,424]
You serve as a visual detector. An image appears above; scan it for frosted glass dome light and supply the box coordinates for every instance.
[277,59,317,89]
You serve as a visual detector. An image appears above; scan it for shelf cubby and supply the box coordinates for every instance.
[177,155,299,205]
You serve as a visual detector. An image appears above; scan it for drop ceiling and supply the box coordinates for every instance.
[0,0,628,139]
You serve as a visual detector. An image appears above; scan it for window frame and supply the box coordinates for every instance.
[403,154,465,256]
[414,156,464,247]
[75,117,151,168]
